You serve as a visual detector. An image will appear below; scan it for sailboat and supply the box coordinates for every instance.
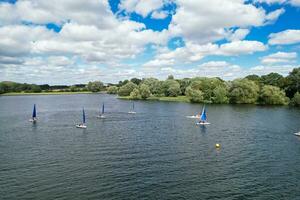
[128,102,136,114]
[196,106,210,125]
[294,132,300,136]
[29,104,37,123]
[97,103,105,119]
[76,108,87,129]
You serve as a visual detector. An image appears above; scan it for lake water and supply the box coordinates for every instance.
[0,94,300,199]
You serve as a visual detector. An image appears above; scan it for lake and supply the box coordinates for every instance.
[0,94,300,199]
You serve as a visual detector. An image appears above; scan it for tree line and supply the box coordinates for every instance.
[1,67,300,106]
[107,67,300,106]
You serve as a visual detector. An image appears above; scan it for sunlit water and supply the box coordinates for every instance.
[0,94,300,199]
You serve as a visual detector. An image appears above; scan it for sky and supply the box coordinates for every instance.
[0,0,300,84]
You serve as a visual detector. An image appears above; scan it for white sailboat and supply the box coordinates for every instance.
[29,104,37,123]
[97,103,105,119]
[128,102,136,114]
[76,108,87,129]
[196,106,210,125]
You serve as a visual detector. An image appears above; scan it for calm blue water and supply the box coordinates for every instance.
[0,94,300,200]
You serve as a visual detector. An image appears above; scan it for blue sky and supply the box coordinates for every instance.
[0,0,300,84]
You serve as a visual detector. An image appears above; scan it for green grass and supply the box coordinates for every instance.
[118,95,190,103]
[1,91,93,96]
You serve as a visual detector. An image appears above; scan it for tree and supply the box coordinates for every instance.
[118,81,138,96]
[245,74,261,82]
[129,88,141,100]
[178,78,191,95]
[29,85,42,93]
[261,73,285,88]
[70,85,79,92]
[229,79,259,104]
[188,78,227,103]
[142,78,162,95]
[186,86,204,103]
[130,78,142,85]
[259,85,288,105]
[167,75,174,80]
[139,84,151,99]
[162,79,181,97]
[87,81,104,92]
[285,68,300,98]
[291,92,300,106]
[107,86,119,94]
[212,86,229,104]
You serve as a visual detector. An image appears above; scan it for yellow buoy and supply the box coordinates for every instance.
[215,143,220,148]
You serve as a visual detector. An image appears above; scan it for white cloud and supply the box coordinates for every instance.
[218,40,267,56]
[269,29,300,45]
[261,51,297,64]
[169,0,284,44]
[227,29,250,41]
[119,0,164,17]
[151,10,169,19]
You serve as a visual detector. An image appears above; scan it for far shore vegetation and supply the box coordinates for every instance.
[1,67,300,107]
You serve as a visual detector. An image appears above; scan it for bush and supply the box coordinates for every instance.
[229,79,259,104]
[212,86,229,104]
[259,85,289,105]
[162,80,181,97]
[107,86,119,94]
[186,86,204,103]
[118,82,138,96]
[291,92,300,106]
[139,84,151,99]
[129,88,141,100]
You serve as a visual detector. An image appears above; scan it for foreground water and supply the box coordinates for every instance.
[0,94,300,199]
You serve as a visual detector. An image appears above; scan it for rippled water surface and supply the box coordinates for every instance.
[1,94,300,199]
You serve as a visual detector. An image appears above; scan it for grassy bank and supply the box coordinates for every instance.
[1,91,93,96]
[118,95,190,103]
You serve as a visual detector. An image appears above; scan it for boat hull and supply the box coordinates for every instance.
[196,122,210,125]
[128,111,136,114]
[76,124,87,129]
[294,132,300,136]
[186,115,200,119]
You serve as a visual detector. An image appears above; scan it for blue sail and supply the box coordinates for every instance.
[102,103,105,114]
[200,107,207,121]
[32,104,36,118]
[83,108,86,124]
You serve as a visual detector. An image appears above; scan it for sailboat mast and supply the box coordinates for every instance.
[83,108,86,124]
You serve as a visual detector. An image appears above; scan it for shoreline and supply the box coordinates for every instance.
[118,96,190,103]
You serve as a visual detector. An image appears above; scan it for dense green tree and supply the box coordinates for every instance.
[291,92,300,106]
[129,88,141,100]
[142,78,162,95]
[178,78,191,95]
[259,85,288,105]
[130,78,142,85]
[118,81,138,96]
[285,68,300,98]
[188,78,227,103]
[70,85,79,92]
[186,86,204,103]
[139,84,151,99]
[29,85,42,93]
[107,86,119,94]
[87,81,104,92]
[261,73,285,88]
[212,86,229,104]
[167,75,174,80]
[162,79,181,97]
[229,79,259,104]
[245,74,261,82]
